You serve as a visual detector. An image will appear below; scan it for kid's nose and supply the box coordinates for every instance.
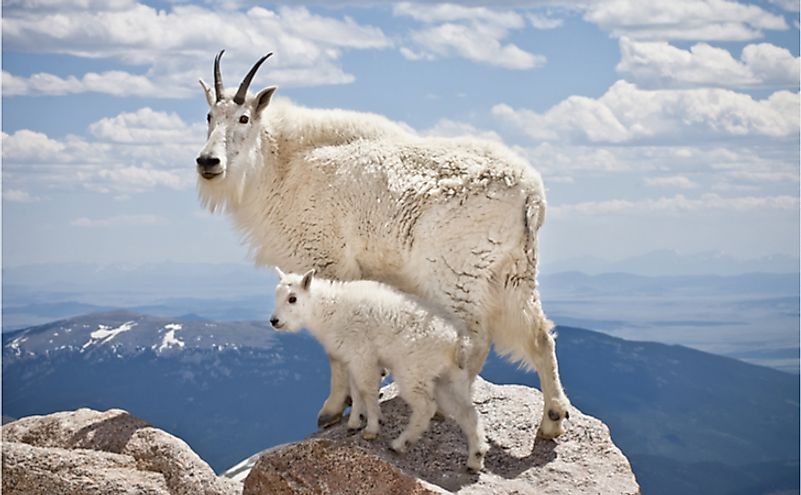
[270,316,279,327]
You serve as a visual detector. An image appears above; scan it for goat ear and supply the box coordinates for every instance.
[275,266,286,279]
[301,269,315,291]
[198,79,214,107]
[253,86,278,117]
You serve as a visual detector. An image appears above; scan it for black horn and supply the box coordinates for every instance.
[214,50,225,103]
[234,52,273,105]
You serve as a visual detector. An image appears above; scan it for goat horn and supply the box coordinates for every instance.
[214,49,225,103]
[234,52,273,105]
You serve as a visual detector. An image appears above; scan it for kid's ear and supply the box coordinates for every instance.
[253,86,278,117]
[275,266,285,279]
[301,269,315,291]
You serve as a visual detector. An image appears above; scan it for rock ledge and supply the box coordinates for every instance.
[242,377,640,495]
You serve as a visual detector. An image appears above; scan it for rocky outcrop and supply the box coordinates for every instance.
[241,377,640,495]
[1,408,240,495]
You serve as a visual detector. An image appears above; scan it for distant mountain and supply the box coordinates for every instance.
[545,250,800,276]
[2,311,330,472]
[3,312,798,495]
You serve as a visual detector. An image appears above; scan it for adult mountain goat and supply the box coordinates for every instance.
[196,51,571,439]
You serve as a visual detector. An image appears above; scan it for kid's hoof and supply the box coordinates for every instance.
[362,430,378,441]
[431,411,446,422]
[347,416,362,430]
[538,398,570,439]
[317,412,342,429]
[467,451,485,472]
[390,438,407,453]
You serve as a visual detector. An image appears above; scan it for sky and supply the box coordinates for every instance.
[2,0,799,269]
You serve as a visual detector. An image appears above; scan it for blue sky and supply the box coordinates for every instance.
[2,0,799,268]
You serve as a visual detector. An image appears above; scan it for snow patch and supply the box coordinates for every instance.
[158,323,185,352]
[7,336,28,356]
[82,321,136,351]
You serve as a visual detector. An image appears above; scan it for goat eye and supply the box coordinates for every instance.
[239,115,249,124]
[288,295,297,304]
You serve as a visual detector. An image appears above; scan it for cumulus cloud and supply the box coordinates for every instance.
[3,189,42,203]
[644,175,700,189]
[2,70,179,98]
[394,2,546,69]
[584,0,788,41]
[551,193,799,217]
[528,12,564,29]
[617,38,800,89]
[89,108,202,144]
[2,3,391,94]
[423,118,504,141]
[492,80,799,144]
[70,214,168,228]
[2,107,200,194]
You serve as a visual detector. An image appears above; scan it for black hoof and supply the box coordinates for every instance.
[317,412,342,429]
[565,410,570,420]
[547,409,561,422]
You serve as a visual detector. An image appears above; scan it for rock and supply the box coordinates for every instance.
[1,408,240,495]
[3,442,169,495]
[242,377,640,495]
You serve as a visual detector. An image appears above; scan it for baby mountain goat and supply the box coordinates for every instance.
[270,269,489,471]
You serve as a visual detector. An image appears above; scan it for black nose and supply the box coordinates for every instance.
[196,155,220,169]
[270,317,279,327]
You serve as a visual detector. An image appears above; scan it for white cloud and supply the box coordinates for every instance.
[2,108,200,195]
[584,0,788,41]
[644,175,700,189]
[768,0,800,12]
[492,80,799,144]
[423,118,503,141]
[394,2,546,70]
[89,108,201,144]
[3,189,42,203]
[2,70,179,98]
[617,38,800,89]
[2,3,391,94]
[551,193,799,217]
[528,13,564,29]
[70,214,168,228]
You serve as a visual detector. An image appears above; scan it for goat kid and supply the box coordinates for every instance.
[270,269,489,471]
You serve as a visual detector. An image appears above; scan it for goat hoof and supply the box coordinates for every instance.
[431,411,446,422]
[362,430,378,441]
[390,439,407,453]
[317,412,342,429]
[467,457,484,472]
[565,410,570,420]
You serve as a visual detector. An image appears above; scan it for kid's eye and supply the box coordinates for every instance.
[239,115,249,124]
[288,295,297,304]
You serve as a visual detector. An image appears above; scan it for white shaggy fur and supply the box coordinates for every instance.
[270,269,488,471]
[196,56,570,438]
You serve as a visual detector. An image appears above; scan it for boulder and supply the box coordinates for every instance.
[242,377,640,494]
[1,408,240,495]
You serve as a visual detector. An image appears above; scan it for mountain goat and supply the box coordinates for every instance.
[196,51,570,439]
[270,269,488,470]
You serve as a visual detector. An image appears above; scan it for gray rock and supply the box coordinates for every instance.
[243,377,640,494]
[1,408,240,495]
[3,442,169,495]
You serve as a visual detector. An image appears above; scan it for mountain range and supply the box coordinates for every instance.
[2,311,798,495]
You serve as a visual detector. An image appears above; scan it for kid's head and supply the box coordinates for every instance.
[270,268,314,332]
